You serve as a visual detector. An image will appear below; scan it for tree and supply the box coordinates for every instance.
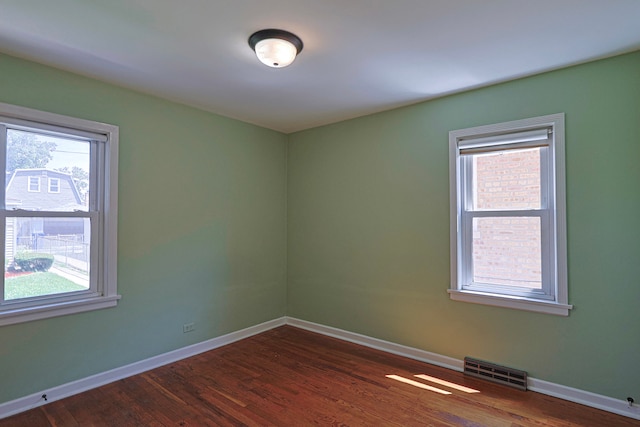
[56,166,89,199]
[6,131,56,173]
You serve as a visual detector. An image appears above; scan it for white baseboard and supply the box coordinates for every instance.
[285,317,640,421]
[285,317,463,372]
[0,317,286,420]
[527,378,640,420]
[2,316,638,421]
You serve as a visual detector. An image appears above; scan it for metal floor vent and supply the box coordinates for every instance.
[464,357,527,391]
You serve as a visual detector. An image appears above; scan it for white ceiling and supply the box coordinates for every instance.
[1,1,640,133]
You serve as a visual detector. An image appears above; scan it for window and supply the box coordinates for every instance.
[48,177,60,193]
[0,102,119,325]
[28,176,40,192]
[448,114,571,316]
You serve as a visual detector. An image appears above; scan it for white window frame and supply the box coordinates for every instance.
[0,102,119,326]
[48,177,60,193]
[28,176,40,192]
[448,113,571,316]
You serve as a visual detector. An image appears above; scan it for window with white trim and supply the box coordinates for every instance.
[449,114,571,316]
[28,176,40,192]
[48,177,60,193]
[0,102,119,326]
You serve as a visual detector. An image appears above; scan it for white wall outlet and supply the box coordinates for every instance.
[183,323,195,333]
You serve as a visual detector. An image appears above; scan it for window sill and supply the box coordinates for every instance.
[0,295,121,326]
[448,289,572,316]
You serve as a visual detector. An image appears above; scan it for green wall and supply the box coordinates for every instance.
[0,53,288,403]
[287,51,640,400]
[1,48,639,408]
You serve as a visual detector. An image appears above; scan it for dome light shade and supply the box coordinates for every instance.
[249,29,303,68]
[254,38,297,68]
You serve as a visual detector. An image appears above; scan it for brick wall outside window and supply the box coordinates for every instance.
[472,148,542,289]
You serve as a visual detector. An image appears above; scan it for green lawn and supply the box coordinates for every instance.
[5,272,86,300]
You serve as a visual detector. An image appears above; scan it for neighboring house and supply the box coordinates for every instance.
[5,169,87,262]
[6,168,84,211]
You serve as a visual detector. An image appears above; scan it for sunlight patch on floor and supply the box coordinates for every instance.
[385,375,452,395]
[386,374,481,395]
[414,374,480,393]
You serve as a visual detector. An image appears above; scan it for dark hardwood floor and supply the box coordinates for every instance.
[1,326,637,426]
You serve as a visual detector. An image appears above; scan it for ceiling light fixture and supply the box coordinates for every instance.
[248,29,303,68]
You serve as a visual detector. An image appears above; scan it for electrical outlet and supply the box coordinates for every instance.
[183,323,195,333]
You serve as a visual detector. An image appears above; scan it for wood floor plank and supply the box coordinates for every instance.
[1,326,638,426]
[1,408,50,427]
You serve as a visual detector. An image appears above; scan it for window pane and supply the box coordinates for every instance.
[472,217,541,289]
[6,129,90,212]
[5,217,90,300]
[472,148,541,210]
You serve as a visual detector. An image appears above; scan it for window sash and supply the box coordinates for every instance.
[461,144,550,211]
[458,141,554,299]
[0,211,100,305]
[460,209,554,300]
[457,129,555,300]
[0,120,104,309]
